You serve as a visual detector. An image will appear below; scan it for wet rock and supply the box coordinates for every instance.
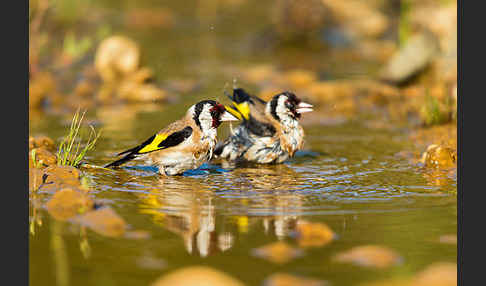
[379,32,440,85]
[264,273,328,286]
[30,148,57,168]
[42,165,81,185]
[95,36,141,83]
[419,144,456,169]
[73,206,126,238]
[151,266,245,286]
[293,220,335,248]
[40,165,83,193]
[29,135,56,151]
[252,241,304,264]
[46,188,94,221]
[333,245,403,269]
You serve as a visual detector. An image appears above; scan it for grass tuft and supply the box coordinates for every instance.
[57,109,101,167]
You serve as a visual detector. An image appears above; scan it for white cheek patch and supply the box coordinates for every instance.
[197,105,214,131]
[276,96,288,117]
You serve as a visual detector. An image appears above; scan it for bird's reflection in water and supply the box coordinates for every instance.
[137,164,308,257]
[138,176,219,257]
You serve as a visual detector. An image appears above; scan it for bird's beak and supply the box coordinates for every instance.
[232,102,250,120]
[224,105,243,121]
[220,110,240,122]
[296,102,314,114]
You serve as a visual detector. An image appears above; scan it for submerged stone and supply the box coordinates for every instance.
[361,262,456,286]
[264,273,328,286]
[46,188,94,221]
[412,262,456,286]
[252,241,304,264]
[151,266,245,286]
[73,206,126,238]
[294,220,336,248]
[333,245,403,269]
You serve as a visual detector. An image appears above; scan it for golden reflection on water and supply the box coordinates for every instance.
[137,165,310,257]
[422,167,457,188]
[50,221,69,286]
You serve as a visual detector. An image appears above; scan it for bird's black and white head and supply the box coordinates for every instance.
[266,92,313,122]
[189,100,238,132]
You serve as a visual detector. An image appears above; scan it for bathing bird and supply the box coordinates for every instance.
[214,88,313,164]
[105,100,239,175]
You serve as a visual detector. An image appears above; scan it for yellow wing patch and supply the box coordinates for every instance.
[233,102,250,120]
[138,133,169,153]
[224,105,243,121]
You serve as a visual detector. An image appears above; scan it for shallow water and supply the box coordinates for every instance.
[29,108,457,286]
[30,1,456,285]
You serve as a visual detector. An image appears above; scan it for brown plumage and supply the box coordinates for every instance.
[105,100,238,175]
[214,88,313,164]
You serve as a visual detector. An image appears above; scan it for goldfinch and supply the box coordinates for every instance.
[214,88,313,164]
[105,100,238,175]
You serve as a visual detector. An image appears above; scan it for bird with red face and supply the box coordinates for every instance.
[214,88,313,164]
[105,100,238,175]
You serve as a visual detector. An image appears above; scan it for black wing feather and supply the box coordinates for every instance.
[105,126,193,168]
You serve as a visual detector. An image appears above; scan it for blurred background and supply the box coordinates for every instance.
[29,0,457,130]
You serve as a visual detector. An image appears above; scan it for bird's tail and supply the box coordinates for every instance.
[104,147,140,168]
